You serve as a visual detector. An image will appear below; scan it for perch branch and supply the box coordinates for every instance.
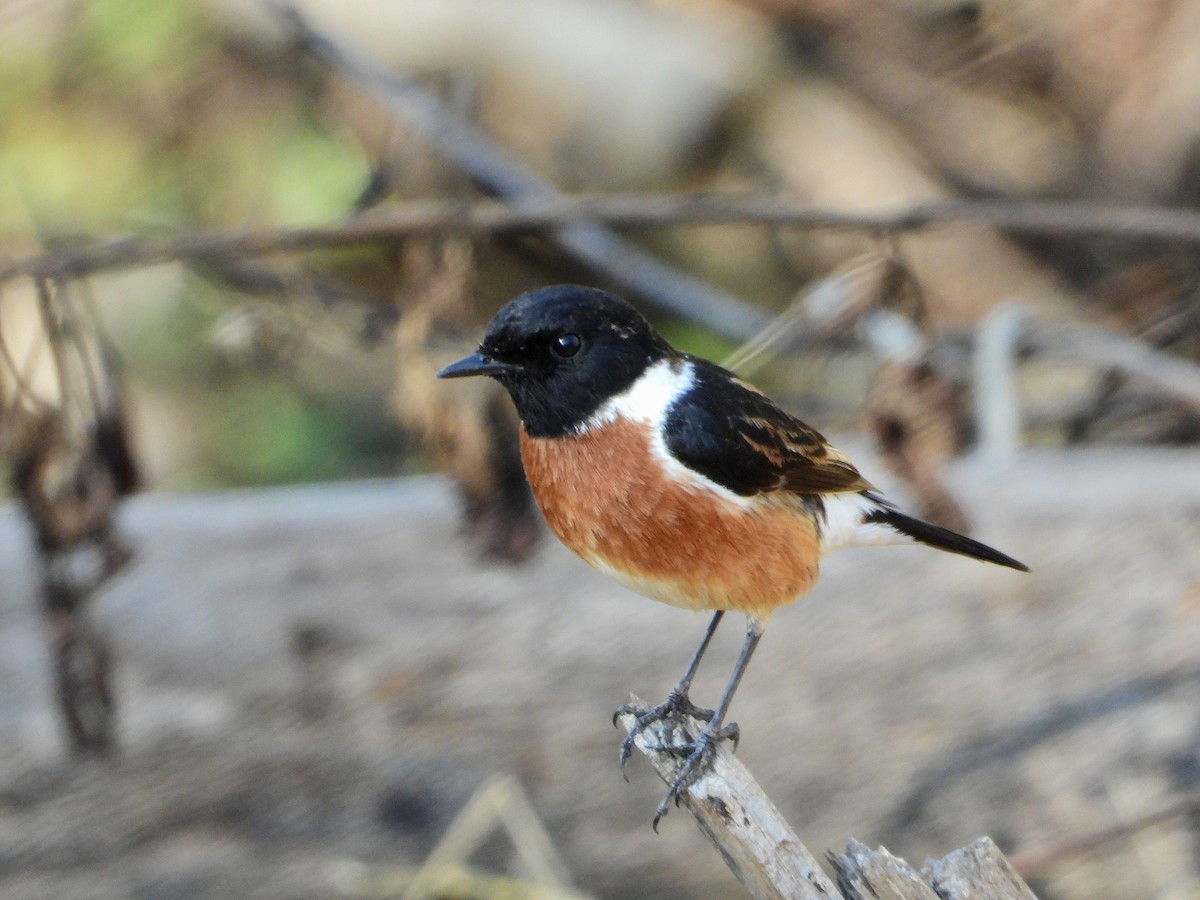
[830,837,1040,900]
[615,696,840,900]
[615,695,1042,899]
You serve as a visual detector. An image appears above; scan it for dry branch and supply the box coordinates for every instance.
[616,696,1041,900]
[615,696,840,900]
[403,774,583,900]
[285,8,770,341]
[921,840,1040,900]
[832,840,940,899]
[8,193,1200,291]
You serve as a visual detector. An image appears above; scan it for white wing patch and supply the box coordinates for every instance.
[819,492,910,554]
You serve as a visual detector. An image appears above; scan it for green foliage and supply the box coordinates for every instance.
[118,286,218,379]
[267,124,370,225]
[75,0,204,82]
[0,2,382,487]
[207,379,344,485]
[658,320,738,365]
[0,0,206,230]
[1,110,147,230]
[202,377,406,487]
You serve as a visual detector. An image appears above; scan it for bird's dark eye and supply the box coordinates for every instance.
[551,333,581,358]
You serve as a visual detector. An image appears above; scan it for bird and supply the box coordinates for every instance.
[438,284,1027,826]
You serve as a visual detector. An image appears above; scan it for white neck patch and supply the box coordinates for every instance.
[586,358,753,507]
[587,357,693,429]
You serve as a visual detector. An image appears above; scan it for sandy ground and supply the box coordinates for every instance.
[1,447,1200,899]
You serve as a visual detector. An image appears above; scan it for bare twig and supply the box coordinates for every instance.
[5,274,135,755]
[284,6,770,341]
[7,194,1200,291]
[403,774,582,900]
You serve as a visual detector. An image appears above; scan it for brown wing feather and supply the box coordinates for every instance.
[745,418,871,494]
[665,361,873,497]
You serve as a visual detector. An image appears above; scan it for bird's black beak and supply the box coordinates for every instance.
[436,352,514,379]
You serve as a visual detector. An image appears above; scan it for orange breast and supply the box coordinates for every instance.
[519,419,820,623]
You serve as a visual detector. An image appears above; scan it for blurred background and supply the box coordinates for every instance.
[1,0,1200,898]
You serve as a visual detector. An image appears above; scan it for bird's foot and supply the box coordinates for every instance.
[614,689,715,776]
[651,721,740,831]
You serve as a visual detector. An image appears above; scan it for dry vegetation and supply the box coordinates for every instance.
[2,0,1200,898]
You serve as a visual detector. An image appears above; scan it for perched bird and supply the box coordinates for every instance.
[439,285,1027,825]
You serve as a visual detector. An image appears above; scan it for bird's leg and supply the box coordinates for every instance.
[652,617,764,830]
[615,610,724,772]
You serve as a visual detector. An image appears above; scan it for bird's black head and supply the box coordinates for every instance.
[438,285,674,436]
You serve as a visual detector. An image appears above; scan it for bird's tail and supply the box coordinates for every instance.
[863,506,1029,571]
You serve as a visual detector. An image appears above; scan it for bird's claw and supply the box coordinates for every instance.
[615,692,743,827]
[651,725,734,828]
[614,690,715,775]
[617,730,639,780]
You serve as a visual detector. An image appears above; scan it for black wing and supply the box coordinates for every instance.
[664,359,870,497]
